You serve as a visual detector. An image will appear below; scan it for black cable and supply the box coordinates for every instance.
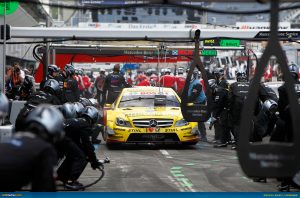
[32,45,44,64]
[4,0,300,15]
[63,168,105,191]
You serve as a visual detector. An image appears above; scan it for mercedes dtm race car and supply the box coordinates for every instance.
[102,86,199,146]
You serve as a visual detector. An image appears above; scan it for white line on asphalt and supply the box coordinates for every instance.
[160,150,173,158]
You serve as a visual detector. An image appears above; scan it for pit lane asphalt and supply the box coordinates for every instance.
[72,128,279,192]
[64,81,284,192]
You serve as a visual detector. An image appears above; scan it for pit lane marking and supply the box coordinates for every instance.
[170,167,196,192]
[160,149,173,158]
[167,176,184,192]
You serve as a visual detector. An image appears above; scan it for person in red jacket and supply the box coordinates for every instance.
[137,75,150,86]
[264,65,273,82]
[174,70,186,96]
[75,69,84,96]
[82,73,93,98]
[159,69,176,88]
[135,71,147,85]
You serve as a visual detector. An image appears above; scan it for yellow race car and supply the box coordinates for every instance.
[102,87,199,146]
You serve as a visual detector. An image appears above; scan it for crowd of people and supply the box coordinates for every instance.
[0,61,299,191]
[0,63,110,191]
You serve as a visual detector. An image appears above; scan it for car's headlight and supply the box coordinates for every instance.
[116,117,131,127]
[175,119,189,127]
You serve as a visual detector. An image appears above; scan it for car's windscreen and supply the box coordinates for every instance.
[118,94,180,108]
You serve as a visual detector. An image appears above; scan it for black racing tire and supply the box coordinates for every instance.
[106,142,122,149]
[182,142,198,146]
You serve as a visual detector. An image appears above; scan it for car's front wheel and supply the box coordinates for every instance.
[182,142,198,146]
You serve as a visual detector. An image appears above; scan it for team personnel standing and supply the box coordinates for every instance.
[62,64,80,103]
[126,71,133,86]
[75,69,85,96]
[270,64,300,191]
[212,68,232,147]
[137,74,150,86]
[149,71,159,86]
[18,73,35,100]
[228,70,249,149]
[0,105,64,192]
[103,64,131,104]
[159,69,176,89]
[174,69,186,97]
[95,69,106,105]
[40,64,61,89]
[188,71,208,142]
[135,71,147,85]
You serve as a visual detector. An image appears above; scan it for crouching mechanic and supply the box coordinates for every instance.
[15,79,62,132]
[57,105,103,189]
[0,105,64,192]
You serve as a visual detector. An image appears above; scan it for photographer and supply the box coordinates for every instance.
[5,63,24,99]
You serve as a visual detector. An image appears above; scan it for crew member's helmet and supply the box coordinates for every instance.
[43,79,60,95]
[24,105,65,143]
[60,103,77,119]
[80,106,99,124]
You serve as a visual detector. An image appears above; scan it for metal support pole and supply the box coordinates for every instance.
[1,3,6,93]
[247,49,250,81]
[52,49,56,65]
[43,17,50,81]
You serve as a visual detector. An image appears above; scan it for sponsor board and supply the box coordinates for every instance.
[124,112,177,117]
[254,31,300,39]
[236,22,291,30]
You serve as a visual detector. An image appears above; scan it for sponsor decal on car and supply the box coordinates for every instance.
[113,127,126,131]
[181,127,192,131]
[123,90,173,96]
[166,128,178,132]
[125,112,176,117]
[147,128,155,133]
[128,129,142,133]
